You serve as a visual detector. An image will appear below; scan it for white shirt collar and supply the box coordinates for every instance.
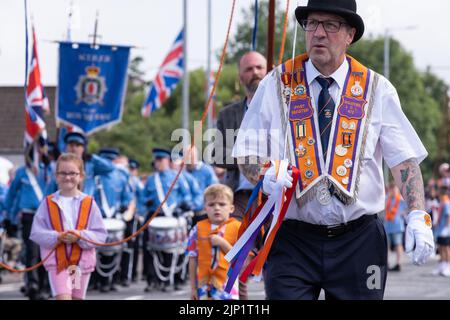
[52,190,86,203]
[306,57,349,89]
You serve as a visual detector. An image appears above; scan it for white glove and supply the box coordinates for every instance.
[405,210,435,265]
[262,160,293,195]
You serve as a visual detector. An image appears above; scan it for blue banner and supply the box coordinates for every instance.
[57,42,130,134]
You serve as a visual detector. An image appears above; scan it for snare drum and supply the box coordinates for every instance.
[99,218,126,253]
[148,216,187,251]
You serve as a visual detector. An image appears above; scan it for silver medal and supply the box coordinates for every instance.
[316,184,332,206]
[351,81,363,97]
[283,87,292,97]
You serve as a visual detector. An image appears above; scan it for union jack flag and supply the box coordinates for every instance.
[24,26,49,144]
[141,29,184,117]
[24,26,49,172]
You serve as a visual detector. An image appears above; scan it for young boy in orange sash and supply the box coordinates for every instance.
[187,184,241,300]
[30,153,107,300]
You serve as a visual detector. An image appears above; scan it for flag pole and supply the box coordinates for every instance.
[182,0,189,138]
[206,0,212,130]
[89,10,102,47]
[67,0,74,41]
[267,0,275,72]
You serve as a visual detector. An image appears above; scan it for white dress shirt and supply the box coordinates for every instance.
[232,57,427,225]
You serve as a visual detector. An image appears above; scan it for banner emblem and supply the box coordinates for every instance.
[75,66,107,105]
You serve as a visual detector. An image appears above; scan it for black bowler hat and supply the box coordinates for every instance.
[295,0,365,43]
[64,132,87,146]
[99,147,120,160]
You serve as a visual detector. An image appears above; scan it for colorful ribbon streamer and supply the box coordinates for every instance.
[224,161,300,293]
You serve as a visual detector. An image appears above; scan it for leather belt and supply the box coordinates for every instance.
[287,214,378,238]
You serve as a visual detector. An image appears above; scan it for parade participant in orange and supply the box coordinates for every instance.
[233,0,433,299]
[30,153,107,300]
[187,184,241,300]
[384,182,407,271]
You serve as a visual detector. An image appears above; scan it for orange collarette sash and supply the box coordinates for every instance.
[276,53,378,205]
[385,192,401,221]
[197,218,240,289]
[46,195,93,273]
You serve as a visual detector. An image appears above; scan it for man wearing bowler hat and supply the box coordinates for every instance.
[233,0,434,299]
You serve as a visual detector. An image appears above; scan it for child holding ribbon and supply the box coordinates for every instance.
[187,184,241,300]
[30,153,107,300]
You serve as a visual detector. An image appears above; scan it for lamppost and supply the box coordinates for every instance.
[382,25,417,184]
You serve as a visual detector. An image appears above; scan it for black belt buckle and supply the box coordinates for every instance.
[325,224,347,238]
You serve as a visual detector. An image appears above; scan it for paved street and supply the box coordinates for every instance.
[1,252,449,300]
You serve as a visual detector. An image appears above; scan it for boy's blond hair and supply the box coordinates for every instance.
[204,184,234,204]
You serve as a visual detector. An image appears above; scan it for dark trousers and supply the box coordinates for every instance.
[264,215,388,300]
[132,219,142,281]
[119,217,139,283]
[21,214,48,296]
[143,224,158,286]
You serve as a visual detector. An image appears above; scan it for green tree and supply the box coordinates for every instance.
[226,0,306,66]
[89,1,446,180]
[349,38,442,179]
[88,57,240,173]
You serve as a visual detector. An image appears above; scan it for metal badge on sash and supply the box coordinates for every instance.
[335,144,348,157]
[295,143,307,157]
[342,132,353,148]
[351,72,364,97]
[305,158,312,167]
[294,84,306,96]
[296,122,306,139]
[351,81,363,97]
[283,87,292,97]
[336,166,347,177]
[316,184,332,206]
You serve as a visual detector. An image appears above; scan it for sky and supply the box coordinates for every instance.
[0,0,449,87]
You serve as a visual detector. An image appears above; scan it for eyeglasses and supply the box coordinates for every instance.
[300,19,348,33]
[57,171,80,178]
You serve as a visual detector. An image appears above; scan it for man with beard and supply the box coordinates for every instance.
[214,51,267,300]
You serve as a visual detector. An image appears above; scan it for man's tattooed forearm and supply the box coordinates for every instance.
[398,158,425,211]
[237,156,268,185]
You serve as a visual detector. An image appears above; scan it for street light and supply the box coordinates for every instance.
[382,25,417,185]
[383,26,417,80]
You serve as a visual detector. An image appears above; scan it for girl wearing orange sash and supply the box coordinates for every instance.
[30,153,107,300]
[187,184,241,300]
